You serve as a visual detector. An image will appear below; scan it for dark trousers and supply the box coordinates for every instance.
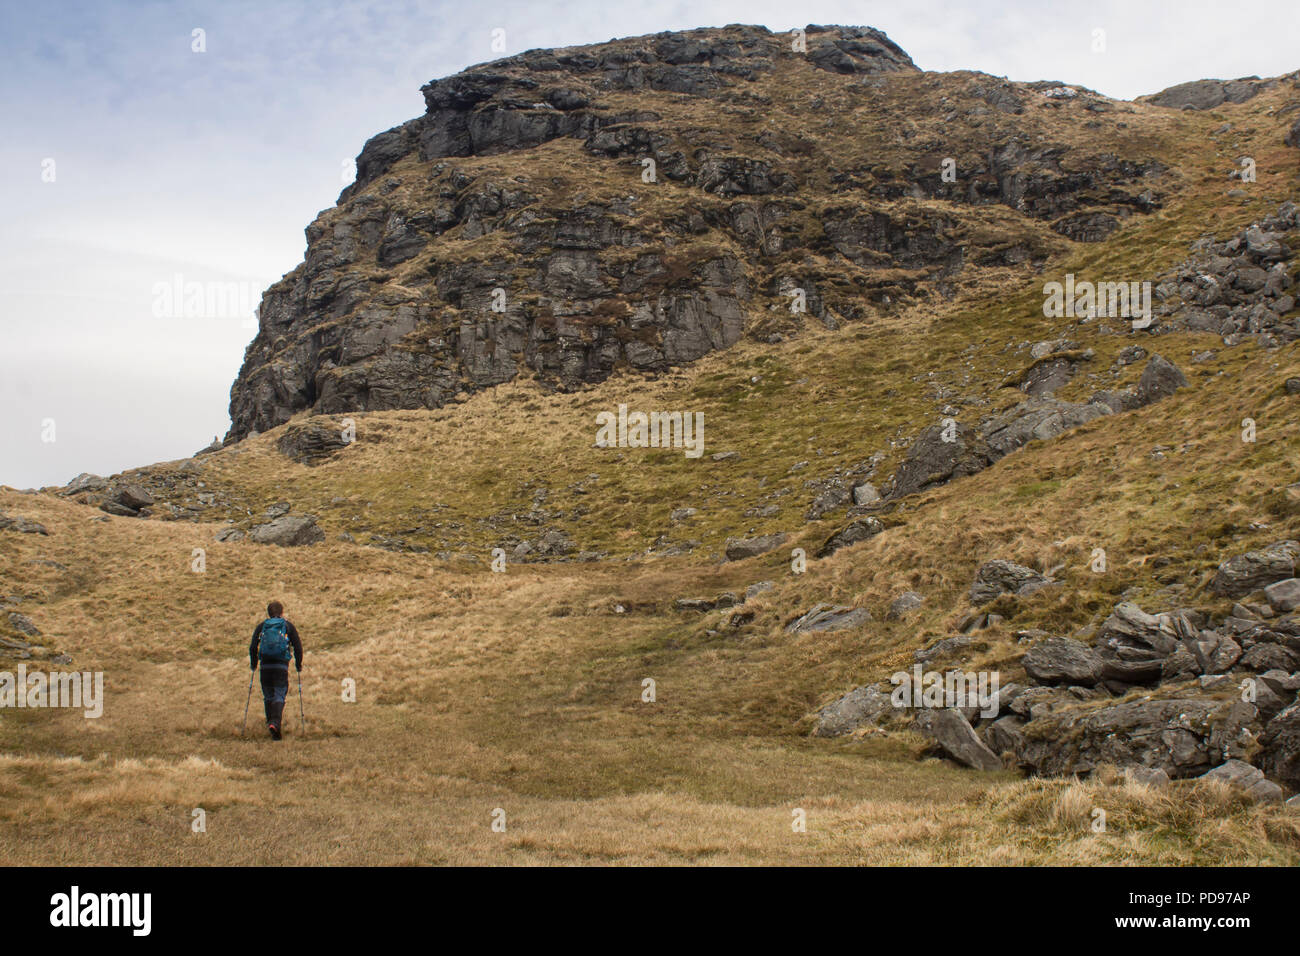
[260,666,289,726]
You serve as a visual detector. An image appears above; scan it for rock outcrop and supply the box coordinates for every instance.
[1154,203,1298,347]
[1141,77,1273,110]
[810,538,1300,799]
[247,514,326,547]
[224,24,1172,441]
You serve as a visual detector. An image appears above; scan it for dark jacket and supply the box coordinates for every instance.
[250,619,303,670]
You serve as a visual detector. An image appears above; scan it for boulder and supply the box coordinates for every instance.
[805,484,851,521]
[887,591,925,620]
[1258,669,1300,701]
[247,515,326,547]
[1210,541,1299,598]
[1133,354,1188,406]
[984,715,1027,756]
[970,560,1051,605]
[1263,578,1300,613]
[1144,78,1269,111]
[277,421,353,466]
[724,533,787,561]
[1012,698,1257,778]
[534,529,575,556]
[851,483,881,506]
[1258,700,1300,789]
[915,634,974,664]
[816,517,884,557]
[785,604,871,634]
[1287,117,1300,150]
[1022,636,1103,686]
[1244,226,1287,263]
[1008,685,1071,720]
[890,422,993,499]
[980,396,1111,457]
[61,473,108,495]
[7,612,39,637]
[1198,759,1283,803]
[913,707,1003,771]
[1095,602,1182,661]
[1123,766,1171,788]
[114,485,155,511]
[674,598,716,612]
[1240,642,1300,673]
[814,684,894,736]
[0,515,48,535]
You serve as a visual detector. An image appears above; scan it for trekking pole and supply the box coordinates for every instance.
[296,668,307,736]
[240,669,254,736]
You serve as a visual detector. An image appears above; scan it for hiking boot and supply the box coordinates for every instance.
[268,722,281,740]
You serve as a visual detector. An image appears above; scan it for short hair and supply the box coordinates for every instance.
[267,600,284,618]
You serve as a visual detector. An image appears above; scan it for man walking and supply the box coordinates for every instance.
[249,601,303,740]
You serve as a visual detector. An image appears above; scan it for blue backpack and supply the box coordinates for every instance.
[259,617,291,663]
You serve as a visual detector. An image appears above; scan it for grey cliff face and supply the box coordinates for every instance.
[225,23,1169,441]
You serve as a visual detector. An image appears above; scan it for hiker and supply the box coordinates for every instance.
[249,601,303,740]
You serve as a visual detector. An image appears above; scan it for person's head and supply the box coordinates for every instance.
[267,600,284,619]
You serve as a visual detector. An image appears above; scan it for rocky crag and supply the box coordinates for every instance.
[226,23,1177,440]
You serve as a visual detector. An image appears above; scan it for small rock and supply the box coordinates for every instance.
[0,515,48,535]
[887,591,925,620]
[1133,354,1189,406]
[1198,759,1283,803]
[1211,540,1299,598]
[785,604,871,634]
[724,533,787,561]
[817,517,884,557]
[970,560,1051,605]
[851,483,881,506]
[277,421,352,466]
[7,612,39,637]
[1263,578,1300,612]
[915,634,973,663]
[1022,636,1103,686]
[1123,766,1171,788]
[115,485,155,511]
[913,708,1003,771]
[247,515,325,547]
[814,684,894,736]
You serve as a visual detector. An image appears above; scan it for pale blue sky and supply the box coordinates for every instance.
[1,0,1296,488]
